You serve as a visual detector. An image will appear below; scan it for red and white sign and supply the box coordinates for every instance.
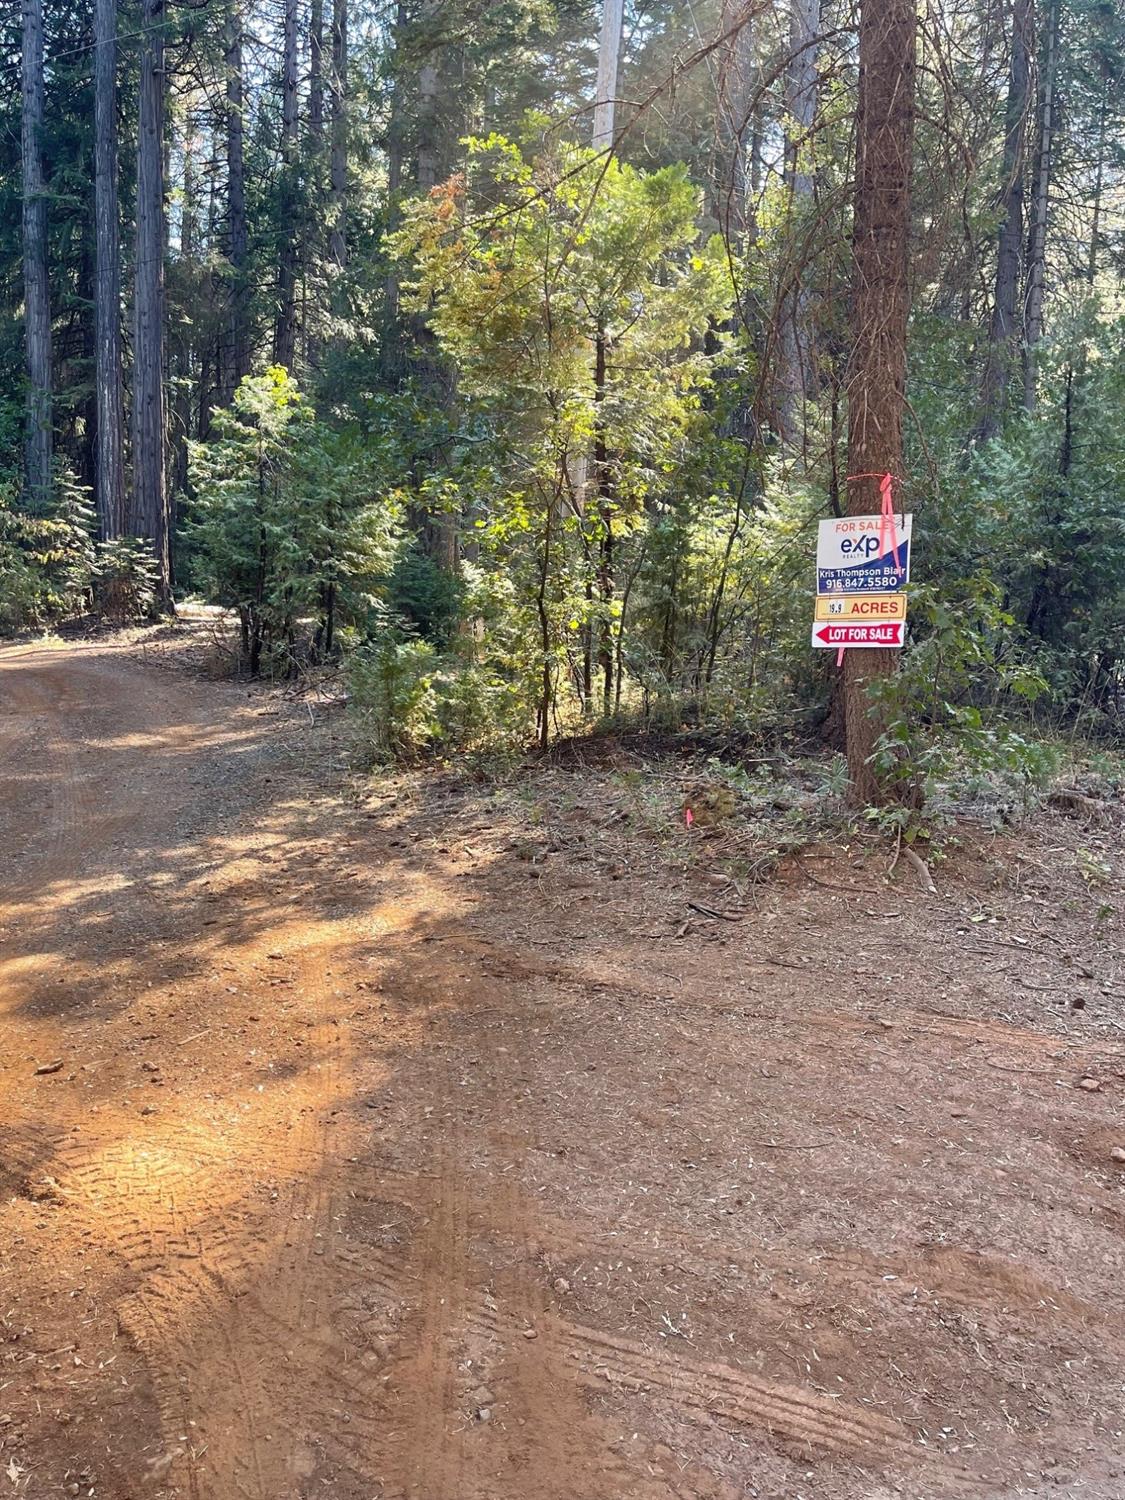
[812,621,905,649]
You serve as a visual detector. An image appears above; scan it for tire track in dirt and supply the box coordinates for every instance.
[108,1006,374,1498]
[1,652,145,882]
[385,1112,474,1499]
[558,1320,944,1463]
[442,1235,976,1492]
[6,643,1120,1500]
[116,878,464,1499]
[361,938,974,1500]
[444,949,987,1496]
[0,647,412,1498]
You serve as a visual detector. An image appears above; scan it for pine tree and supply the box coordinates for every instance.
[132,0,170,596]
[21,0,52,508]
[94,0,126,537]
[842,0,917,805]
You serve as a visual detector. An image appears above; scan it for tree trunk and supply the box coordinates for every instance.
[413,15,459,573]
[171,115,197,502]
[1023,0,1059,411]
[843,0,916,807]
[274,0,300,369]
[328,0,348,273]
[977,0,1032,440]
[417,57,440,190]
[776,0,819,441]
[225,2,250,399]
[386,8,404,201]
[301,0,324,363]
[592,0,625,150]
[309,0,324,153]
[1085,77,1107,288]
[785,0,818,203]
[21,0,51,509]
[132,0,170,597]
[593,327,615,716]
[76,230,99,500]
[382,0,408,348]
[94,0,126,537]
[716,0,754,240]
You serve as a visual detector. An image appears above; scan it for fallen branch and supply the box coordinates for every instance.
[984,1057,1056,1074]
[749,1140,835,1150]
[887,822,903,877]
[686,900,742,922]
[902,846,937,895]
[793,853,878,895]
[177,1029,211,1047]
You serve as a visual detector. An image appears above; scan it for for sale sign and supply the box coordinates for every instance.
[816,514,912,595]
[812,620,906,649]
[814,593,907,622]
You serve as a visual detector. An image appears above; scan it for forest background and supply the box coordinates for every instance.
[3,0,1124,807]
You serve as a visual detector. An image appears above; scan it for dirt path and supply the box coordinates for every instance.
[2,642,1124,1500]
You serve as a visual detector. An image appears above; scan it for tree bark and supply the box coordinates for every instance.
[1085,77,1107,288]
[225,2,250,399]
[382,0,408,345]
[843,0,916,807]
[716,0,754,239]
[274,0,300,369]
[977,0,1032,440]
[170,114,197,503]
[76,228,99,500]
[592,0,625,150]
[94,0,126,536]
[328,0,348,273]
[132,0,170,597]
[776,0,820,443]
[417,57,440,190]
[1023,0,1059,411]
[309,0,324,142]
[21,0,52,509]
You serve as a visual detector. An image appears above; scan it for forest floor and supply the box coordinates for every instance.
[2,637,1125,1500]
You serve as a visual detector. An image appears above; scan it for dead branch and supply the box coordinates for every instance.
[902,845,937,895]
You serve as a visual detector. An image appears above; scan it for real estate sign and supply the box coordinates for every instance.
[812,513,913,652]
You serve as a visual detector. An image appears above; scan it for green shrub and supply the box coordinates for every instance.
[92,536,159,623]
[866,576,1059,822]
[348,634,440,757]
[189,368,402,675]
[0,469,96,631]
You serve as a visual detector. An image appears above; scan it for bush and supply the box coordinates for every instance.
[92,537,159,623]
[348,634,440,757]
[0,469,95,631]
[189,368,401,675]
[866,576,1059,822]
[349,620,536,763]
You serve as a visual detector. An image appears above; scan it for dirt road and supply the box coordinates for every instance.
[2,641,1124,1500]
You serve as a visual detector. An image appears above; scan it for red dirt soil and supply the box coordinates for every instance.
[2,640,1124,1500]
